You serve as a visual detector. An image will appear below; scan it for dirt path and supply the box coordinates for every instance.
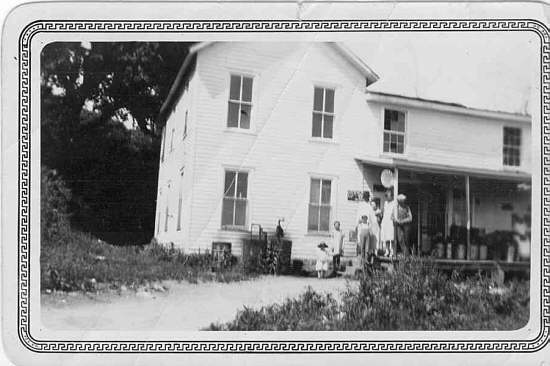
[41,275,356,331]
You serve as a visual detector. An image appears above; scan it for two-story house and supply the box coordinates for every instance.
[154,41,531,260]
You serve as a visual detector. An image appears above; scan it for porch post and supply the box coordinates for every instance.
[393,167,399,199]
[465,175,471,259]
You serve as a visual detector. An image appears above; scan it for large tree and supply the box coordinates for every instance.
[41,42,190,244]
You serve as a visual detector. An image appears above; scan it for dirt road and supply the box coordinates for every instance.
[41,275,355,331]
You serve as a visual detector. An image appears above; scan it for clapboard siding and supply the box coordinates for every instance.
[369,103,531,172]
[154,69,197,247]
[155,41,532,259]
[185,42,374,258]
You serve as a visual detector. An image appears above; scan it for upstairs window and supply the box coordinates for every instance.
[383,109,406,154]
[177,170,184,231]
[221,170,249,228]
[227,74,253,129]
[170,127,175,152]
[503,127,521,166]
[183,110,188,139]
[308,178,332,232]
[312,87,335,139]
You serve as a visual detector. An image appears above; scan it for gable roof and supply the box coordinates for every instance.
[158,41,379,125]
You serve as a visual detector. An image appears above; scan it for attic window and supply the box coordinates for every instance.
[383,109,406,154]
[503,127,521,167]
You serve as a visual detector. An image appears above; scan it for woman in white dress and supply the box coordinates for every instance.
[381,189,396,258]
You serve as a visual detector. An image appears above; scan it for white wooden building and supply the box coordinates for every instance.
[154,42,531,260]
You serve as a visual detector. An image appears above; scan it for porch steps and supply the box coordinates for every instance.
[342,241,358,257]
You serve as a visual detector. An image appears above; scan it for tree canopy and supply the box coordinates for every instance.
[41,41,190,245]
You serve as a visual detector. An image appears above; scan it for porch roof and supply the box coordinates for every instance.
[355,156,531,182]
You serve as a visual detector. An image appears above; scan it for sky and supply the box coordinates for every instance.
[346,31,538,116]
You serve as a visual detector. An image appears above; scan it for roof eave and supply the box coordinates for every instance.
[366,91,531,123]
[330,42,380,84]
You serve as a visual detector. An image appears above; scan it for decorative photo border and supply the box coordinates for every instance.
[19,19,550,353]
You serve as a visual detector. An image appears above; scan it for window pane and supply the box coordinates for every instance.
[236,172,248,198]
[320,206,331,232]
[324,88,335,113]
[240,104,251,129]
[390,133,398,153]
[235,200,247,226]
[397,134,404,153]
[396,112,405,132]
[310,179,320,204]
[242,77,253,102]
[229,75,241,100]
[390,119,400,132]
[222,198,234,226]
[313,87,324,111]
[321,179,331,204]
[323,115,333,139]
[383,132,390,152]
[224,171,236,197]
[384,110,392,130]
[227,102,239,127]
[397,141,404,154]
[308,204,320,231]
[312,112,322,137]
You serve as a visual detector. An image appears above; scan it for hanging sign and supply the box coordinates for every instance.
[347,190,369,201]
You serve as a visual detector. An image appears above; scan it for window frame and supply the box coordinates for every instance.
[381,107,408,155]
[156,187,162,235]
[311,85,336,140]
[503,126,522,167]
[160,126,166,162]
[183,109,189,140]
[226,73,255,131]
[220,167,251,231]
[176,169,184,231]
[307,176,334,234]
[164,187,170,233]
[169,127,175,152]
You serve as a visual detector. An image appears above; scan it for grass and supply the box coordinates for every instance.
[207,258,530,331]
[41,229,253,292]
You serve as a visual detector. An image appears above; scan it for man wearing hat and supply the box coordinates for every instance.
[392,194,413,257]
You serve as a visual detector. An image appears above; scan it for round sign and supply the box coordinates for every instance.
[380,169,394,188]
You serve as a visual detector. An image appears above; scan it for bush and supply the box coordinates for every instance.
[41,229,251,292]
[207,258,529,331]
[41,166,72,242]
[208,288,340,331]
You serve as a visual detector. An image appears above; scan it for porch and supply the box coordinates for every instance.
[354,156,532,265]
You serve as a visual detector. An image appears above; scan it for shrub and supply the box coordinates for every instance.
[208,288,340,331]
[41,229,251,292]
[41,166,72,242]
[207,258,529,331]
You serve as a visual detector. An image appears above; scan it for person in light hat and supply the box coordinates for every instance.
[315,242,331,279]
[392,193,413,257]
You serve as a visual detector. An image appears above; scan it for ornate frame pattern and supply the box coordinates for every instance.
[20,19,550,353]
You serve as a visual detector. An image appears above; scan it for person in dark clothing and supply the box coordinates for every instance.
[392,194,413,257]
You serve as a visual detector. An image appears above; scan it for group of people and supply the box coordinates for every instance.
[316,188,413,278]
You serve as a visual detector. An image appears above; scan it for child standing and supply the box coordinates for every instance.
[331,221,345,274]
[315,242,330,279]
